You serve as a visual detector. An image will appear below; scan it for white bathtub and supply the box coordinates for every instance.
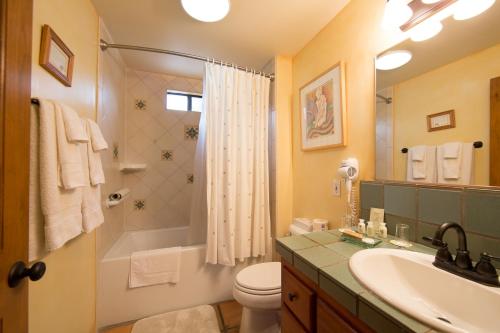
[97,226,253,328]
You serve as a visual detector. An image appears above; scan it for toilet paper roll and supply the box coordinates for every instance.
[108,188,130,201]
[289,224,310,236]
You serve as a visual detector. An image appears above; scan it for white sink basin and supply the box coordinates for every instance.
[349,248,500,333]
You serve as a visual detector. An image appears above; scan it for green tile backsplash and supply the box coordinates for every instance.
[464,189,500,238]
[360,182,500,261]
[384,185,417,219]
[419,188,461,225]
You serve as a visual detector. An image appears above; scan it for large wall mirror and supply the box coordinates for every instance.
[375,1,500,187]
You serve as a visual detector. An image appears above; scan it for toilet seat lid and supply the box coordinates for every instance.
[235,262,281,291]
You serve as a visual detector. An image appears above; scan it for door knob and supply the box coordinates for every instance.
[8,261,46,288]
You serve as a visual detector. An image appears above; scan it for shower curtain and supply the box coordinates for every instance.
[190,62,272,266]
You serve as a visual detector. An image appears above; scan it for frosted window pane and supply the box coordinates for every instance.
[167,94,188,111]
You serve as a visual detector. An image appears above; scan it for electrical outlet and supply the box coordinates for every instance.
[332,179,341,197]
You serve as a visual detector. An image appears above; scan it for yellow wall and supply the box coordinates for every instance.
[291,0,404,227]
[393,43,500,185]
[274,56,294,237]
[29,0,98,332]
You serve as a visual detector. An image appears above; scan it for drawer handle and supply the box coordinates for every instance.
[287,292,298,302]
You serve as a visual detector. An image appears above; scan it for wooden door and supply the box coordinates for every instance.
[491,77,500,186]
[0,0,33,332]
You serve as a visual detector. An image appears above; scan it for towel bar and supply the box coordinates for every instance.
[402,141,483,153]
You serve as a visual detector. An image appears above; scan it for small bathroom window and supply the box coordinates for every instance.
[166,90,202,112]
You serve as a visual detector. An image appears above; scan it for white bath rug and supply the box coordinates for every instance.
[131,305,220,333]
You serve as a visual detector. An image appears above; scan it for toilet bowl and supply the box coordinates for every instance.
[233,262,281,333]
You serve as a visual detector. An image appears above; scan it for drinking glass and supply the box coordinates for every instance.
[395,223,410,246]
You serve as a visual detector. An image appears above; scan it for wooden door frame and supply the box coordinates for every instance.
[0,0,33,332]
[491,77,500,186]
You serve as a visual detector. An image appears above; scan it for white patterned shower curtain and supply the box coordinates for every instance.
[190,62,272,266]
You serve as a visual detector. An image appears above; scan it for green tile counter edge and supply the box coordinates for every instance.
[276,231,436,333]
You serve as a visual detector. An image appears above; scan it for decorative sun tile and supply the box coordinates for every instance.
[134,99,147,110]
[134,200,145,210]
[112,144,119,160]
[161,150,174,161]
[187,174,194,184]
[184,125,199,140]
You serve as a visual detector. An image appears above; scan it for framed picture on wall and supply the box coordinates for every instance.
[427,110,456,132]
[39,25,74,87]
[299,62,347,151]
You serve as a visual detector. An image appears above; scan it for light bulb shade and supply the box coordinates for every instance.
[422,0,441,3]
[376,50,413,70]
[453,0,495,20]
[181,0,230,22]
[382,0,414,29]
[410,21,443,42]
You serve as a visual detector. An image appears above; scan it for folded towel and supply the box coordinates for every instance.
[29,104,47,262]
[437,142,474,185]
[407,146,437,183]
[87,119,108,151]
[55,103,85,189]
[85,120,105,185]
[80,140,104,233]
[129,247,182,288]
[39,99,83,251]
[61,103,89,143]
[443,142,461,159]
[411,145,426,161]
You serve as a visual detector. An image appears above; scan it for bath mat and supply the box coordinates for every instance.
[131,305,220,333]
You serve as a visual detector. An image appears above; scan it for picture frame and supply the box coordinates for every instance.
[299,62,347,151]
[427,110,456,132]
[39,25,74,87]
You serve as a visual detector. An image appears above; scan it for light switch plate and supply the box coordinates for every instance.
[332,179,341,197]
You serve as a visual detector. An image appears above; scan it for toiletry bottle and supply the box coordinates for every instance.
[366,221,375,237]
[357,219,366,234]
[379,222,388,238]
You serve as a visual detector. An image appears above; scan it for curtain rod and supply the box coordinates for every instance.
[401,141,483,153]
[99,39,275,80]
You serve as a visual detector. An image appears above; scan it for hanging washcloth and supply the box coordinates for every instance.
[87,119,108,151]
[406,146,436,183]
[437,142,474,185]
[442,142,462,179]
[85,119,106,185]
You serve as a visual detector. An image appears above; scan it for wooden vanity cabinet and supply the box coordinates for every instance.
[281,260,374,333]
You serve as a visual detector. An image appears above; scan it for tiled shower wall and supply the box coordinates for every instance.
[360,181,500,267]
[96,23,126,259]
[123,69,203,230]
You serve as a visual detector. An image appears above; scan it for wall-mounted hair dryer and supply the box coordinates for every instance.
[337,158,359,204]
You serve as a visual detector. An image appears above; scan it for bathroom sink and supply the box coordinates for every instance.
[349,248,500,333]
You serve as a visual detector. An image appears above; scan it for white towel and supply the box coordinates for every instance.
[411,145,426,161]
[85,120,106,185]
[443,142,461,159]
[61,103,89,143]
[55,103,85,189]
[129,247,182,288]
[87,119,108,151]
[29,104,47,262]
[406,146,437,183]
[437,142,474,185]
[80,140,104,233]
[38,99,83,251]
[441,142,462,179]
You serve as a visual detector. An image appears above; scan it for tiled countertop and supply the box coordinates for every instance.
[276,230,439,333]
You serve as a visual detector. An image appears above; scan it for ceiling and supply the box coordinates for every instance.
[92,0,350,78]
[377,1,500,89]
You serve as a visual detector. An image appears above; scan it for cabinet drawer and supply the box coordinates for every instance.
[317,299,357,333]
[282,267,315,331]
[282,304,307,333]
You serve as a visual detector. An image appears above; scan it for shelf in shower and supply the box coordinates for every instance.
[119,163,147,173]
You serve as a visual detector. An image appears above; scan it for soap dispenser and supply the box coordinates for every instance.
[357,219,366,234]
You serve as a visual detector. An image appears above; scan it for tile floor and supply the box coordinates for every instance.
[101,300,242,333]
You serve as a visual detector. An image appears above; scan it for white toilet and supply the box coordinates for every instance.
[233,262,281,333]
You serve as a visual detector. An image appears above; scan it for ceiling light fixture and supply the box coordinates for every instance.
[181,0,230,23]
[410,20,443,41]
[376,50,413,70]
[453,0,496,20]
[422,0,442,3]
[382,0,414,29]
